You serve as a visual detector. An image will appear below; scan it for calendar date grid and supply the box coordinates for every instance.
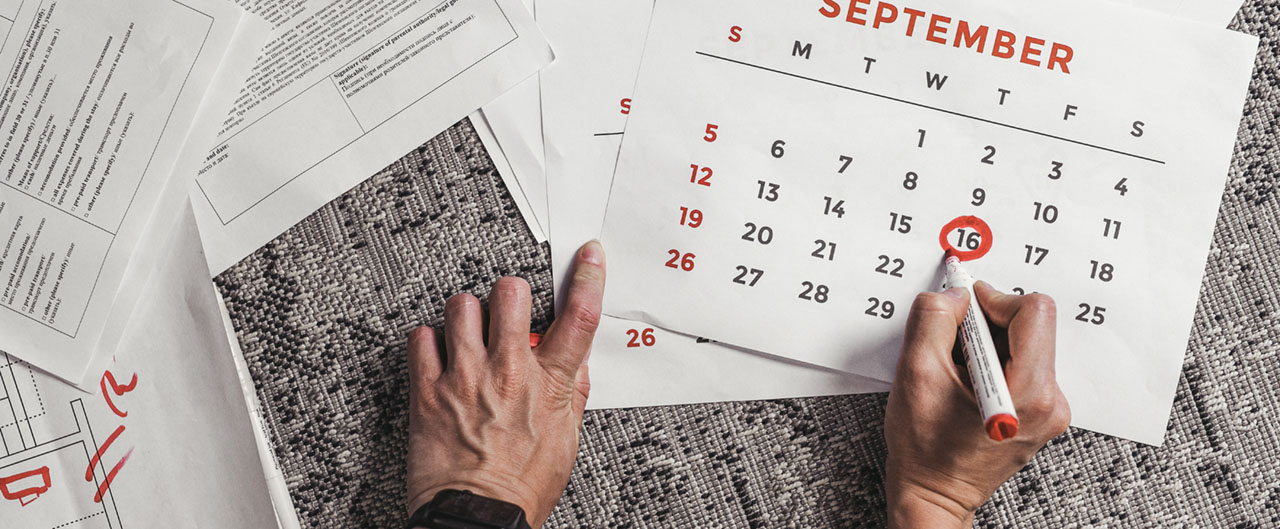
[665,112,1141,331]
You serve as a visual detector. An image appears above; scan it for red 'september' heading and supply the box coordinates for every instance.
[818,0,1074,74]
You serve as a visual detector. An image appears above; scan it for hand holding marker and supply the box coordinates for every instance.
[943,250,1019,441]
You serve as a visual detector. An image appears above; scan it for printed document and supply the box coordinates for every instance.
[0,205,277,527]
[192,0,554,274]
[0,0,244,382]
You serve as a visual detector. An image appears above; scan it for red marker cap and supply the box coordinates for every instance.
[529,333,544,348]
[985,414,1019,441]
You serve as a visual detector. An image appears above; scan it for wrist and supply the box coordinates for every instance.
[885,480,975,529]
[884,459,980,529]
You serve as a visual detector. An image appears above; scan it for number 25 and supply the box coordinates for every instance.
[1075,303,1106,325]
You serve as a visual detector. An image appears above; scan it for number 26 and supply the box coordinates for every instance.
[665,250,696,271]
[626,328,656,347]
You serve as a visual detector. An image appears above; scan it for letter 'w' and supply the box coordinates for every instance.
[925,72,948,90]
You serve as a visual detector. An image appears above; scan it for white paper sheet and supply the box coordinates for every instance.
[192,0,554,275]
[598,0,1256,444]
[70,12,271,391]
[0,0,245,384]
[216,289,302,529]
[482,90,547,233]
[473,110,547,242]
[0,204,277,527]
[480,0,549,235]
[587,316,889,409]
[540,0,889,409]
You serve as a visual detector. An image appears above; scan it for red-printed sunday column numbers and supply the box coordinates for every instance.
[598,0,1256,444]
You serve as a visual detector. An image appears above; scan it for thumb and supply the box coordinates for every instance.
[897,288,970,378]
[539,241,606,381]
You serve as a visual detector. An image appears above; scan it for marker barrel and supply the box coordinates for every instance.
[943,256,1019,441]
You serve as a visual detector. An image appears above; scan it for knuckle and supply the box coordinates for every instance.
[408,326,435,348]
[446,371,483,398]
[445,293,479,314]
[1023,389,1059,419]
[564,302,602,335]
[413,385,442,411]
[1023,293,1057,318]
[491,365,529,398]
[445,293,476,308]
[573,261,606,285]
[1047,398,1072,436]
[910,292,954,315]
[492,276,530,299]
[910,292,944,311]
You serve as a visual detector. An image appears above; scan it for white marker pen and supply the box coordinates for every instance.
[943,251,1019,441]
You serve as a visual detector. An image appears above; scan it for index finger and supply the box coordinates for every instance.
[539,241,606,380]
[973,281,1058,383]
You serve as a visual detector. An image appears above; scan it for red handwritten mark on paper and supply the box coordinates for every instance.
[85,424,132,504]
[93,448,132,504]
[86,425,126,482]
[89,370,138,503]
[0,466,52,506]
[938,215,994,261]
[100,370,138,418]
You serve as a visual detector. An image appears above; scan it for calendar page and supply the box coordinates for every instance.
[539,0,890,408]
[599,0,1256,444]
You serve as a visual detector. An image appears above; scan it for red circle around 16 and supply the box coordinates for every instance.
[938,216,994,261]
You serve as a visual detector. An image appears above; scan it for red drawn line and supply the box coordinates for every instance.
[100,378,128,418]
[0,466,51,506]
[938,215,994,261]
[100,370,138,418]
[93,448,133,504]
[86,424,125,482]
[104,371,138,394]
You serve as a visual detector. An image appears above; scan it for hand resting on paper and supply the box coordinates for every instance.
[404,241,605,529]
[402,241,1065,527]
[883,282,1071,528]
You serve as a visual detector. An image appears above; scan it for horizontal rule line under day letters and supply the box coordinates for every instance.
[693,51,1165,165]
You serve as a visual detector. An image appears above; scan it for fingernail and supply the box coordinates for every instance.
[942,287,967,299]
[580,240,604,265]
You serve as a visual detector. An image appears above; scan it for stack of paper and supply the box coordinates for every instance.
[0,0,1258,525]
[481,0,1255,446]
[0,0,556,525]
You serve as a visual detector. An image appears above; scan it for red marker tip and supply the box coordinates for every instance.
[944,249,959,260]
[529,333,544,348]
[985,414,1019,441]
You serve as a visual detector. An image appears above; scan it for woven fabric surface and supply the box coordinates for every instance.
[216,5,1280,527]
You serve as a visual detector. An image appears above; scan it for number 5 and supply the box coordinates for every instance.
[704,124,719,142]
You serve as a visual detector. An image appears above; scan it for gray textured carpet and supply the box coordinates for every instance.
[216,4,1280,527]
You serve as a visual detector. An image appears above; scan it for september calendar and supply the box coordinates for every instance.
[599,0,1256,444]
